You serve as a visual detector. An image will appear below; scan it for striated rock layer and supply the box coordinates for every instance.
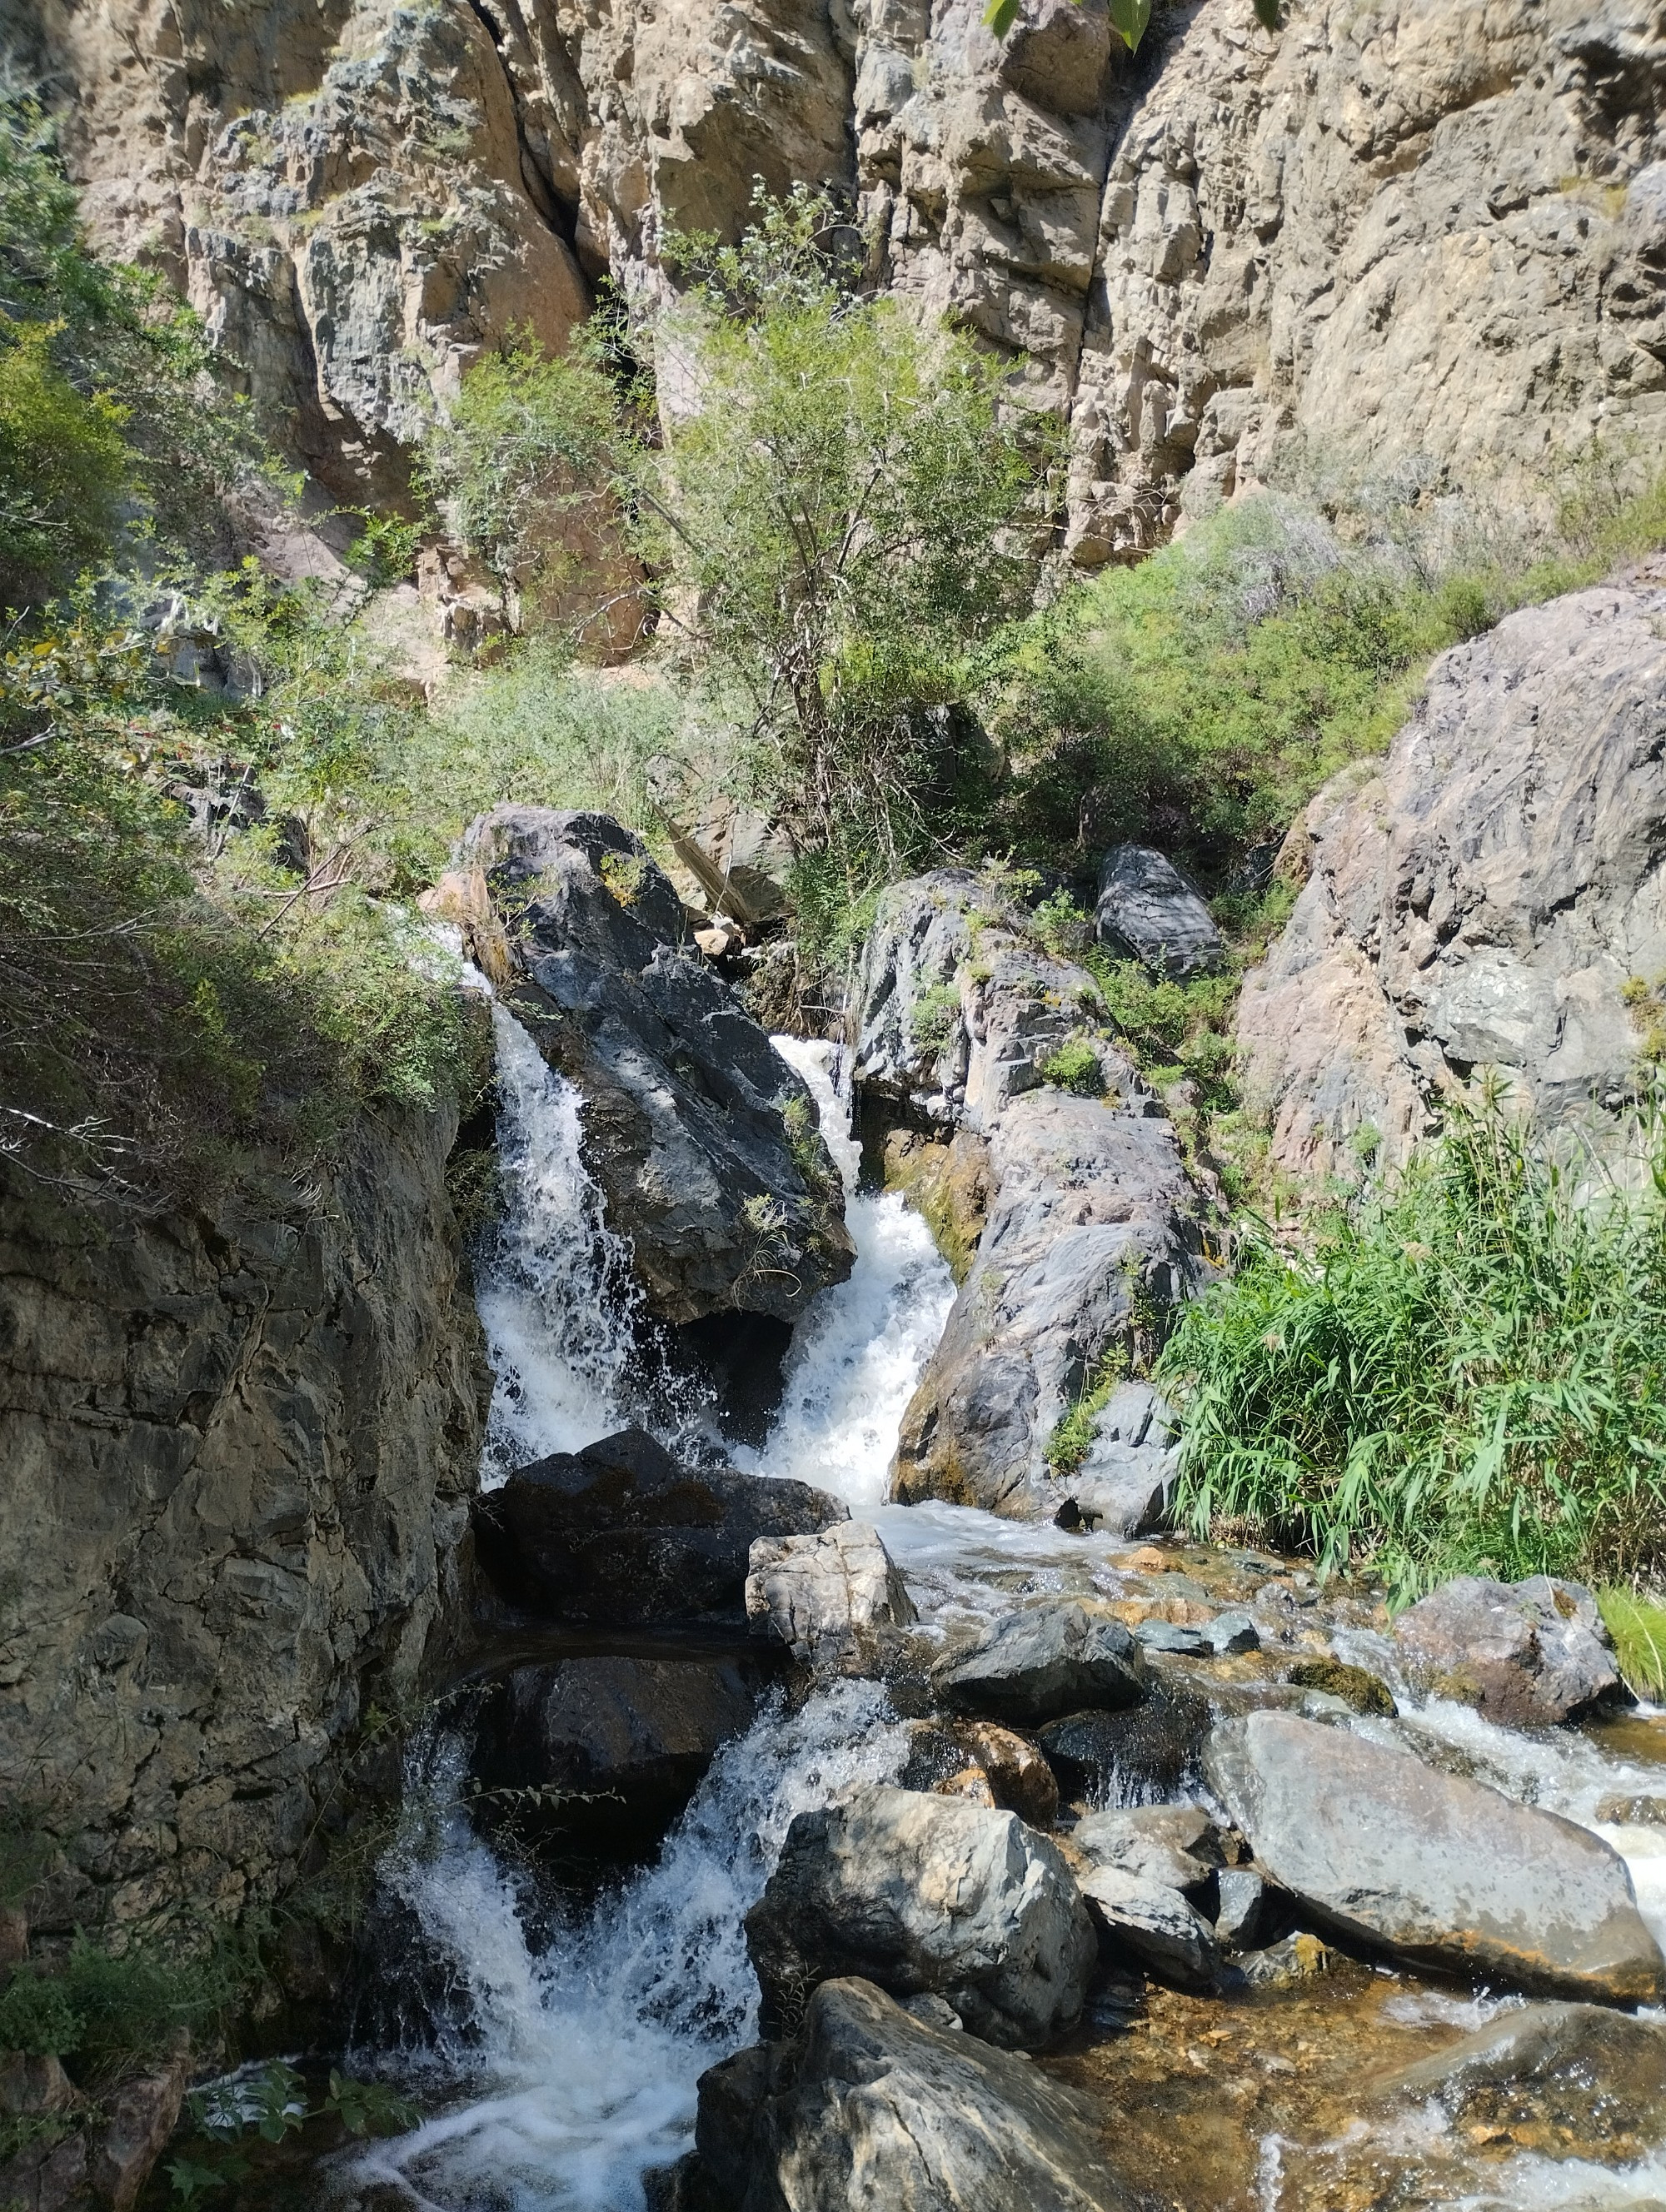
[0,1105,488,1926]
[27,0,1666,547]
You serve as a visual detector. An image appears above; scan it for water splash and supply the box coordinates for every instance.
[347,1682,909,2210]
[736,1039,956,1512]
[475,1003,643,1484]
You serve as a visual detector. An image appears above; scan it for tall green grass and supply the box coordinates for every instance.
[1155,1092,1666,1601]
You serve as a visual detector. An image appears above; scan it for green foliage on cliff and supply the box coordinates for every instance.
[1155,1089,1666,1599]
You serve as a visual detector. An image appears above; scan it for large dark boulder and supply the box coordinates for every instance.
[934,1598,1145,1725]
[473,1427,847,1627]
[464,806,853,1325]
[1393,1574,1628,1726]
[1038,1681,1213,1801]
[664,1977,1141,2211]
[1207,1711,1666,2002]
[745,1785,1096,2050]
[1095,844,1224,978]
[470,1647,772,1852]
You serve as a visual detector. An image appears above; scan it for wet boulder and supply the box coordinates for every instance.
[669,1977,1140,2211]
[934,1598,1145,1725]
[1068,1802,1224,1903]
[1379,2000,1666,2146]
[745,1522,915,1672]
[470,1648,770,1852]
[462,806,853,1325]
[473,1427,847,1627]
[1095,844,1224,979]
[1207,1711,1666,2002]
[1064,1382,1180,1537]
[745,1784,1096,2050]
[1393,1574,1627,1726]
[1038,1681,1213,1802]
[895,1721,1060,1828]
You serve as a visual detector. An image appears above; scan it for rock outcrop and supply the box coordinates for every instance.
[0,1104,487,1927]
[1207,1711,1666,2002]
[34,0,1666,554]
[745,1522,917,1672]
[745,1784,1097,2049]
[461,808,853,1325]
[1237,585,1666,1183]
[663,1976,1140,2212]
[854,870,1204,1519]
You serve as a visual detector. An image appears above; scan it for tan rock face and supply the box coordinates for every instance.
[0,1107,487,1927]
[32,0,1666,546]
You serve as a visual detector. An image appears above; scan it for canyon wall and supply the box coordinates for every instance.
[0,1105,487,1929]
[22,0,1666,546]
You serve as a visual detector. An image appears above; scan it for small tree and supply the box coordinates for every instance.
[644,187,1049,875]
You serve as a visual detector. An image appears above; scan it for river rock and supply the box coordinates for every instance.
[1237,586,1666,1183]
[1284,1657,1397,1717]
[469,1648,770,1851]
[473,1427,847,1627]
[1095,844,1224,979]
[745,1784,1096,2050]
[1206,1711,1666,2002]
[897,1722,1059,1829]
[672,1976,1139,2212]
[745,1522,915,1672]
[934,1599,1145,1725]
[1393,1575,1626,1726]
[1039,1681,1213,1803]
[1069,1803,1223,1901]
[1379,1999,1666,2145]
[1077,1866,1222,1991]
[466,808,853,1326]
[1214,1867,1287,1951]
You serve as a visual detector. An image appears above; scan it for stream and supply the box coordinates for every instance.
[206,1020,1666,2211]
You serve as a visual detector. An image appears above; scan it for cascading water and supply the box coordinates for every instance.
[474,1002,641,1482]
[349,1683,910,2210]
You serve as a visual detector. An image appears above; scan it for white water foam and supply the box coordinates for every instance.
[347,1682,909,2210]
[735,1039,956,1512]
[475,1003,642,1483]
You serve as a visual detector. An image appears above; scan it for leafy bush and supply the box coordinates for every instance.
[1039,1035,1105,1096]
[0,1926,254,2082]
[0,321,131,603]
[1155,1091,1666,1600]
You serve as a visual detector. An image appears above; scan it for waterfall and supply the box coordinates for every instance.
[474,1002,642,1484]
[735,1039,956,1512]
[347,1683,910,2210]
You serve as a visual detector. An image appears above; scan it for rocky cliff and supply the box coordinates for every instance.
[1237,576,1666,1183]
[0,1104,487,1930]
[25,0,1666,545]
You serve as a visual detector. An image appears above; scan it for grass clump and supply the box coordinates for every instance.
[1155,1088,1666,1602]
[1045,1348,1127,1477]
[0,1926,254,2085]
[1598,1588,1666,1700]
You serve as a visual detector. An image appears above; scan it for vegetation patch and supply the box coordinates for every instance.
[1038,1034,1105,1097]
[1598,1588,1666,1701]
[1156,1089,1666,1602]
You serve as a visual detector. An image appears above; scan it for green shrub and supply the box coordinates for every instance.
[0,321,131,605]
[910,982,962,1055]
[1039,1034,1105,1096]
[1155,1089,1666,1601]
[0,1966,84,2056]
[0,1926,255,2082]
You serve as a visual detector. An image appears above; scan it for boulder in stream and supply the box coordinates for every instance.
[1378,1999,1666,2148]
[1393,1574,1627,1726]
[473,1427,847,1627]
[462,806,854,1325]
[1207,1711,1666,2002]
[469,1647,771,1851]
[1077,1865,1222,1991]
[663,1975,1140,2211]
[745,1522,915,1672]
[934,1598,1146,1725]
[745,1784,1096,2050]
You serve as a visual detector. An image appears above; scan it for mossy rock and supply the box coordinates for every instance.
[1284,1657,1398,1717]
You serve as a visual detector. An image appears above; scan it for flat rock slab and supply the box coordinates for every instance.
[1207,1711,1666,2002]
[935,1597,1145,1724]
[746,1783,1096,2050]
[680,1977,1141,2211]
[474,1426,846,1626]
[1077,1865,1221,1991]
